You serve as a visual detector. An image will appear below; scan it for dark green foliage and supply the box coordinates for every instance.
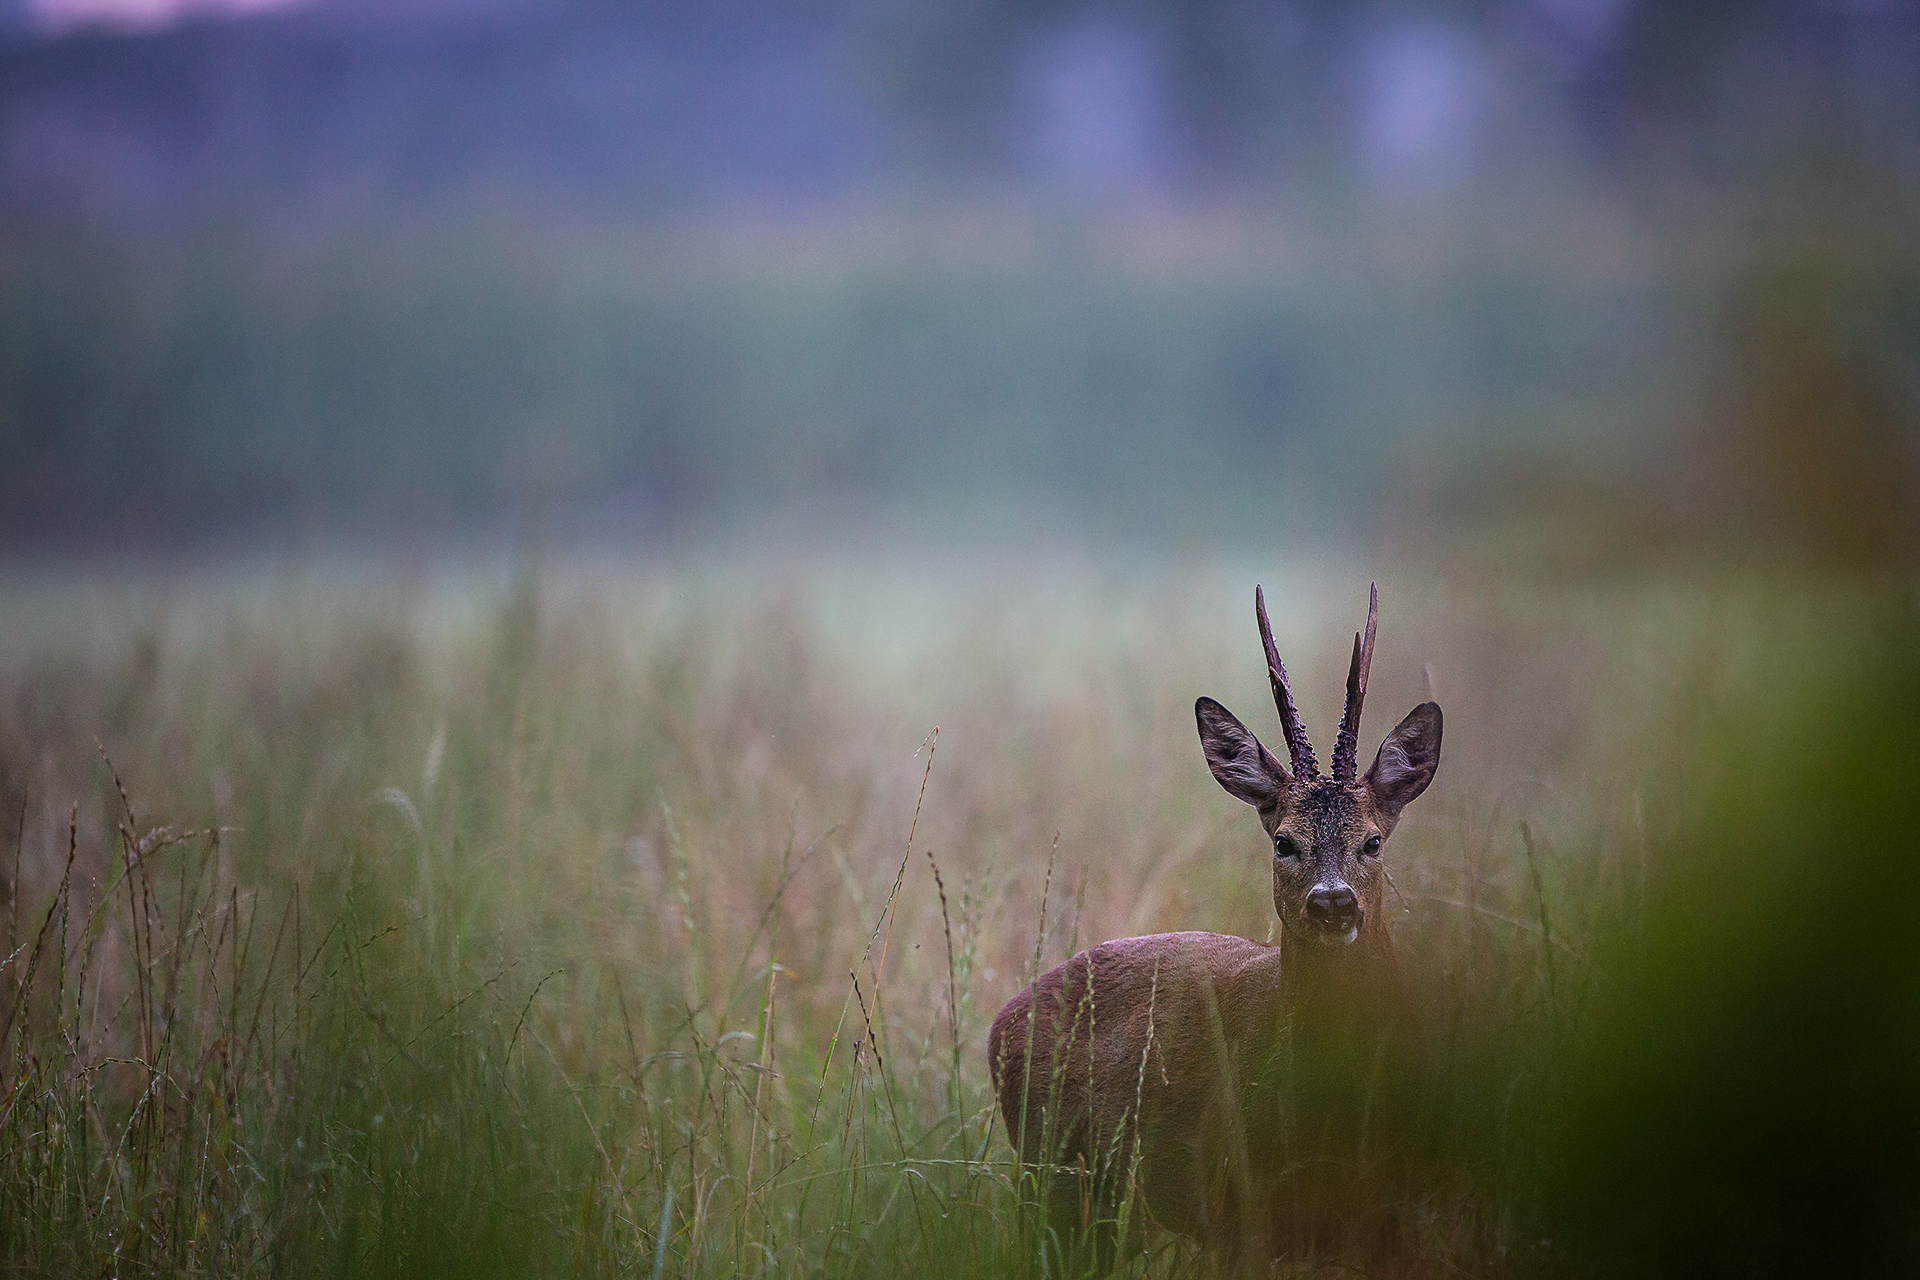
[1545,598,1920,1277]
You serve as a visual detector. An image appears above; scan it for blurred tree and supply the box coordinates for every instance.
[1609,0,1758,116]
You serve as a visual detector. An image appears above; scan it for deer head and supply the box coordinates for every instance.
[1195,585,1441,947]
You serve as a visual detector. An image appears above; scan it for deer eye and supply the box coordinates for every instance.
[1360,835,1383,858]
[1274,835,1300,859]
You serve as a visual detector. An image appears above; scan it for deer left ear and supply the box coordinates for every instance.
[1366,702,1442,828]
[1196,696,1290,817]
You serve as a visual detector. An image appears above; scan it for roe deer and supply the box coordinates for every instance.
[988,585,1442,1268]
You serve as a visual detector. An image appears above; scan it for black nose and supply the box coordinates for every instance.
[1305,886,1360,928]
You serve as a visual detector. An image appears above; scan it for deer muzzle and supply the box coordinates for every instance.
[1304,883,1363,944]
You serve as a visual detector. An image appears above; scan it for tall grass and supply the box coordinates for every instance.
[0,556,1907,1276]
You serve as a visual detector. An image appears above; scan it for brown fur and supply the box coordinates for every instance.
[988,591,1442,1270]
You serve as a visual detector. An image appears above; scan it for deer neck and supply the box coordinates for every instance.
[1276,918,1399,1017]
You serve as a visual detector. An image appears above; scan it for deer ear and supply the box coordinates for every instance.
[1196,697,1289,814]
[1366,702,1442,825]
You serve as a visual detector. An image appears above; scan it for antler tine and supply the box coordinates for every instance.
[1332,583,1378,781]
[1255,585,1318,780]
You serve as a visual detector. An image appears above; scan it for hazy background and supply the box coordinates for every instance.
[1,0,1915,566]
[3,6,1920,1276]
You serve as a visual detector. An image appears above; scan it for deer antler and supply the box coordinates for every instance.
[1331,583,1378,781]
[1255,585,1318,780]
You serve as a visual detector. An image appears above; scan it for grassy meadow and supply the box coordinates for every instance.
[0,552,1915,1277]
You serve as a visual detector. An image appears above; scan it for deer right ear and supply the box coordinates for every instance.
[1196,697,1290,814]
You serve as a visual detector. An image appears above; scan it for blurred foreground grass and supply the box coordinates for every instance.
[0,555,1914,1276]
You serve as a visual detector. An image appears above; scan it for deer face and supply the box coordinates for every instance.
[1273,781,1380,945]
[1195,586,1442,947]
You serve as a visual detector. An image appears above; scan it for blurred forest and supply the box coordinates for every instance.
[0,0,1917,559]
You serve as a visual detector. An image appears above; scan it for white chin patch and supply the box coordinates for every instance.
[1310,923,1360,946]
